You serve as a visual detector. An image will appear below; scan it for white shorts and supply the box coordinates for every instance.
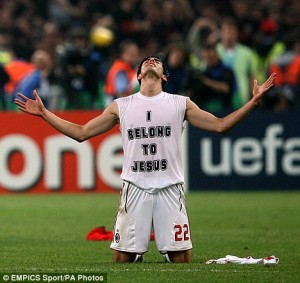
[110,181,192,254]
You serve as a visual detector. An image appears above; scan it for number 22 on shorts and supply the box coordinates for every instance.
[174,224,190,241]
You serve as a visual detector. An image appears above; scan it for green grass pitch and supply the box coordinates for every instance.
[1,191,299,282]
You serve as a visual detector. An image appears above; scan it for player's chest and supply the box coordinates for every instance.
[123,103,177,128]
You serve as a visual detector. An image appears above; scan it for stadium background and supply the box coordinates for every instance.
[0,0,299,193]
[0,2,300,282]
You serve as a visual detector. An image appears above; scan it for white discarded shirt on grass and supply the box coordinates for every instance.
[206,255,279,265]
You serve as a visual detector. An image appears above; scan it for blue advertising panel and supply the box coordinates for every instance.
[188,110,300,190]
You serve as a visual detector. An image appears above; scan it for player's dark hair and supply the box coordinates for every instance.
[137,56,169,87]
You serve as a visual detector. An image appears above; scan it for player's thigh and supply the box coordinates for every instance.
[153,184,192,252]
[110,182,153,253]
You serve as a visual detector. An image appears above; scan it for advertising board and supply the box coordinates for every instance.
[188,110,300,190]
[0,111,122,193]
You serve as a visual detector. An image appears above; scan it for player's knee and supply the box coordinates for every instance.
[112,250,135,263]
[112,250,143,263]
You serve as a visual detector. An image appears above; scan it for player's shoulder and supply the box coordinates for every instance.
[164,92,188,103]
[115,92,138,104]
[163,91,185,98]
[115,92,140,112]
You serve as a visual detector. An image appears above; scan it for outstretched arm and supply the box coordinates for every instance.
[185,73,276,134]
[14,90,119,142]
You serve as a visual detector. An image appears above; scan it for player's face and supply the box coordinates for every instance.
[141,57,164,76]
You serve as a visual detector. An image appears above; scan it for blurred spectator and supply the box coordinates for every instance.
[88,17,117,108]
[0,64,10,110]
[13,50,53,108]
[274,1,299,43]
[229,0,259,46]
[48,0,87,26]
[142,0,194,49]
[11,16,36,62]
[192,0,222,21]
[0,0,297,112]
[36,22,64,60]
[183,43,235,113]
[104,40,140,105]
[216,17,256,109]
[264,34,300,111]
[161,43,189,94]
[4,50,35,97]
[85,0,117,19]
[187,17,219,67]
[252,18,285,84]
[113,0,150,46]
[54,27,94,109]
[0,0,37,62]
[140,37,161,59]
[0,32,13,66]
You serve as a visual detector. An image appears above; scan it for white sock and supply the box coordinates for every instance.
[134,254,143,262]
[162,253,172,263]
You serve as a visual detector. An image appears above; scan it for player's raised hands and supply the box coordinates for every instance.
[14,90,45,116]
[252,73,276,105]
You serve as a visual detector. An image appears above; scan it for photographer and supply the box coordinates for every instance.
[183,44,235,113]
[187,17,219,63]
[54,27,93,109]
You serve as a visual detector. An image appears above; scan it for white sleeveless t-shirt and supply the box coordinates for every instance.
[116,92,188,193]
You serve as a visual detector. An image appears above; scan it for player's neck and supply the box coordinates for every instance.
[139,79,163,97]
